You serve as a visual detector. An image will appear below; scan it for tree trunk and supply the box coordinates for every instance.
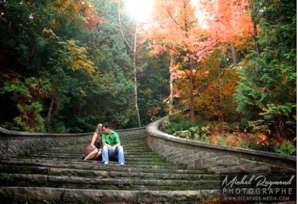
[249,0,260,54]
[217,64,224,124]
[133,23,141,127]
[118,3,141,127]
[230,44,237,65]
[45,97,54,132]
[189,62,195,120]
[169,56,174,115]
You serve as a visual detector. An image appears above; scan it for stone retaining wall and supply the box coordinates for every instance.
[0,127,92,159]
[146,117,296,173]
[0,127,145,159]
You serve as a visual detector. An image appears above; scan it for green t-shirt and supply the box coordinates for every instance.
[102,130,120,146]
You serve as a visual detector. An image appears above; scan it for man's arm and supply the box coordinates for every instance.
[110,131,121,148]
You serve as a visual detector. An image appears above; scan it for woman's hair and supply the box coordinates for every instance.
[96,123,102,133]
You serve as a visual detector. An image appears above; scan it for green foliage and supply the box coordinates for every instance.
[0,173,12,182]
[0,0,98,131]
[246,120,269,134]
[58,40,96,74]
[273,140,296,156]
[216,136,227,146]
[138,46,170,125]
[1,77,51,131]
[0,0,145,131]
[0,0,295,135]
[162,115,199,134]
[238,137,250,148]
[172,125,210,142]
[236,0,296,138]
[173,130,192,139]
[161,115,211,141]
[14,102,45,132]
[169,120,198,133]
[165,115,295,156]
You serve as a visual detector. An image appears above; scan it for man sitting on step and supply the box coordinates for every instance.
[101,122,125,165]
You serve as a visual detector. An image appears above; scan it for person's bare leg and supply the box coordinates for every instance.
[94,149,102,160]
[84,149,98,161]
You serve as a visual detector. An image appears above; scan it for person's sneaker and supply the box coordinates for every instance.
[120,162,124,166]
[103,161,109,165]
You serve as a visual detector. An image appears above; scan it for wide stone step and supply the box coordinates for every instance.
[0,173,220,190]
[43,145,153,153]
[0,160,204,174]
[0,165,217,180]
[19,153,170,161]
[60,143,150,149]
[0,187,220,203]
[3,159,183,171]
[34,148,152,155]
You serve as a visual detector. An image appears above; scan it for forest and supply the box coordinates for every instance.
[0,0,296,150]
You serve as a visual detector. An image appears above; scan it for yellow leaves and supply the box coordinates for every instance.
[71,59,95,74]
[61,40,96,74]
[48,0,101,31]
[42,29,96,74]
[49,0,78,14]
[43,28,59,40]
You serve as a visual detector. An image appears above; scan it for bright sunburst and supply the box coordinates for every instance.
[124,0,153,22]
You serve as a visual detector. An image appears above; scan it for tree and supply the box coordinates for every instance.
[147,0,217,120]
[236,0,296,138]
[137,42,170,124]
[192,51,239,122]
[116,0,142,127]
[146,0,252,121]
[0,0,135,131]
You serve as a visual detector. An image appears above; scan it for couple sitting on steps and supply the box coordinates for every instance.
[83,122,125,165]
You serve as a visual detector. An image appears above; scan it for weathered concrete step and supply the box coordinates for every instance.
[0,187,220,203]
[19,153,169,161]
[0,165,217,180]
[0,160,206,174]
[37,147,162,156]
[48,148,157,155]
[48,159,174,168]
[25,147,157,154]
[57,143,150,150]
[36,150,161,157]
[0,174,220,190]
[4,157,182,169]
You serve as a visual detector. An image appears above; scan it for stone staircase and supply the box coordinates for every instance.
[0,129,220,203]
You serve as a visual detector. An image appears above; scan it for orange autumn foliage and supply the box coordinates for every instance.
[148,0,217,61]
[252,133,269,146]
[208,135,219,145]
[147,0,253,58]
[226,137,241,147]
[143,0,253,119]
[199,0,253,43]
[48,0,103,31]
[77,0,104,31]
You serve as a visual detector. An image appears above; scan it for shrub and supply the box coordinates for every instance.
[162,115,203,134]
[273,140,296,156]
[161,117,295,156]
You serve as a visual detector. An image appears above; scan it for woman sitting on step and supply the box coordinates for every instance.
[83,123,102,161]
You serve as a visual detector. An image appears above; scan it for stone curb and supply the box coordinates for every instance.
[146,117,296,172]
